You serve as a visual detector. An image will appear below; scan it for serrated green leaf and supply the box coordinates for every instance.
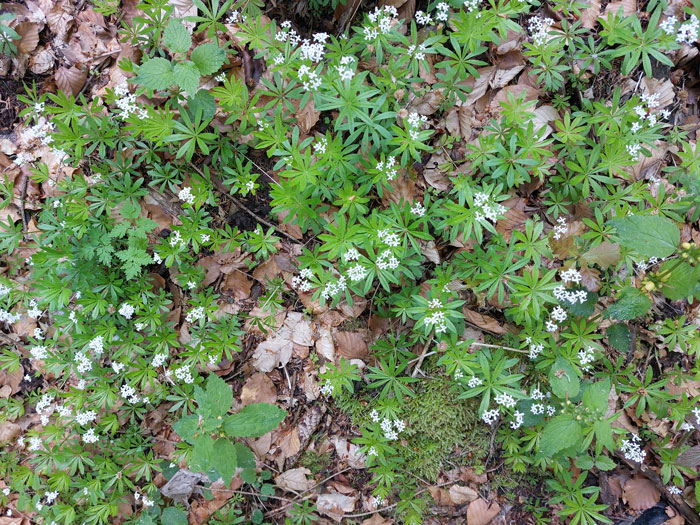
[595,455,616,471]
[191,43,226,76]
[172,414,199,445]
[161,507,188,525]
[582,379,610,415]
[190,434,215,474]
[189,90,216,121]
[213,438,237,485]
[574,454,594,470]
[194,374,233,419]
[173,61,201,95]
[605,286,652,320]
[660,260,697,301]
[540,415,582,457]
[607,323,631,352]
[561,289,598,318]
[609,215,679,258]
[136,57,175,91]
[223,403,287,438]
[163,19,191,54]
[549,357,580,399]
[234,443,256,469]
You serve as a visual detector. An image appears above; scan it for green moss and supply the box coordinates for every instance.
[299,448,332,475]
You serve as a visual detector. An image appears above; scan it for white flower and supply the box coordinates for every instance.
[668,485,683,495]
[551,306,567,323]
[482,409,499,424]
[82,428,99,444]
[178,187,195,205]
[347,264,367,282]
[370,409,380,422]
[186,306,206,323]
[410,202,426,216]
[560,268,581,284]
[320,380,334,396]
[620,434,646,463]
[75,410,97,425]
[468,376,483,388]
[119,303,135,319]
[510,410,524,430]
[415,10,433,25]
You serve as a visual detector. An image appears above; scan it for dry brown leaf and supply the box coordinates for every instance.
[449,485,479,505]
[428,486,453,506]
[463,309,506,335]
[531,105,559,140]
[490,65,524,89]
[222,271,252,300]
[362,515,393,525]
[414,89,444,116]
[0,422,21,443]
[623,476,660,510]
[422,153,451,191]
[0,365,23,396]
[316,327,335,362]
[240,372,277,406]
[581,0,601,28]
[55,66,87,96]
[297,100,320,134]
[467,498,501,525]
[464,66,496,105]
[495,197,528,241]
[279,427,301,459]
[332,436,367,469]
[14,22,39,53]
[275,467,315,492]
[316,493,357,521]
[602,0,636,19]
[334,331,368,360]
[252,325,293,372]
[677,445,700,468]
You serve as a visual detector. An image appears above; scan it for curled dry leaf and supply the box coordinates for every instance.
[448,485,479,505]
[334,331,368,360]
[414,89,444,116]
[463,309,506,335]
[296,99,320,134]
[316,493,357,521]
[14,22,39,53]
[623,476,661,510]
[466,498,501,525]
[55,66,87,96]
[332,436,367,469]
[275,467,315,492]
[0,422,21,443]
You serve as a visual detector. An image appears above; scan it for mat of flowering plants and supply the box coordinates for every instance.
[1,0,700,524]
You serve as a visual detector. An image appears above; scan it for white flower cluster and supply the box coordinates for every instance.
[668,486,683,495]
[415,10,433,25]
[635,256,660,272]
[300,32,328,62]
[0,283,9,296]
[119,303,135,319]
[553,286,587,304]
[74,351,93,374]
[364,5,398,40]
[376,156,398,180]
[275,20,301,46]
[530,403,556,416]
[468,376,482,388]
[344,248,361,262]
[406,111,428,140]
[82,428,99,444]
[314,136,327,155]
[380,418,405,440]
[376,250,399,270]
[347,264,368,282]
[661,14,700,44]
[173,366,194,384]
[30,345,48,360]
[0,308,21,323]
[27,299,41,318]
[226,10,239,23]
[525,337,544,359]
[528,16,554,46]
[473,192,507,223]
[407,43,428,61]
[291,268,314,293]
[75,410,97,425]
[423,298,447,334]
[321,275,347,300]
[410,201,426,217]
[482,409,499,424]
[36,393,55,426]
[24,117,55,147]
[114,83,147,120]
[463,0,480,13]
[692,406,700,425]
[552,216,568,240]
[510,410,524,429]
[152,352,168,367]
[121,383,141,403]
[621,434,646,463]
[134,491,155,507]
[371,495,385,506]
[578,347,595,371]
[89,335,104,355]
[320,379,334,396]
[378,228,401,247]
[298,65,321,92]
[168,229,186,248]
[178,186,195,205]
[495,392,516,408]
[436,2,450,21]
[186,306,205,323]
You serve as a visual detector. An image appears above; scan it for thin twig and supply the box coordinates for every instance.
[471,342,528,354]
[18,171,28,234]
[240,153,282,189]
[411,338,434,377]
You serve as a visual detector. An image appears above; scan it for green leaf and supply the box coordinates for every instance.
[161,507,188,525]
[191,43,226,76]
[595,455,616,471]
[609,215,679,258]
[605,286,652,320]
[213,438,237,485]
[549,357,580,399]
[582,379,611,415]
[189,90,216,121]
[660,260,697,301]
[173,61,201,94]
[561,289,598,318]
[190,434,216,474]
[606,323,631,352]
[136,58,175,91]
[194,374,233,419]
[540,415,582,457]
[593,419,615,453]
[172,414,199,445]
[223,403,287,438]
[234,443,257,469]
[574,454,595,470]
[163,19,192,54]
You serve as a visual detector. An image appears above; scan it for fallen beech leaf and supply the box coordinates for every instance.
[580,0,601,28]
[0,422,21,443]
[296,100,320,133]
[279,426,301,459]
[467,498,501,525]
[428,486,452,506]
[0,364,23,395]
[490,65,524,89]
[275,467,315,492]
[623,476,660,510]
[316,493,357,521]
[55,66,87,96]
[362,515,392,525]
[334,331,368,360]
[677,445,700,468]
[15,22,39,53]
[240,372,277,406]
[316,328,335,362]
[602,0,635,18]
[414,89,444,116]
[463,309,506,335]
[159,469,209,507]
[449,485,479,505]
[332,436,367,469]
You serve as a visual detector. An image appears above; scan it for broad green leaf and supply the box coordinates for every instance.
[574,455,594,470]
[582,379,610,415]
[189,90,216,121]
[605,286,652,320]
[136,58,175,91]
[213,438,237,485]
[163,19,192,54]
[172,414,199,445]
[194,374,233,419]
[549,357,580,399]
[173,61,201,95]
[595,455,616,471]
[540,415,582,457]
[161,507,188,525]
[660,260,698,301]
[609,215,679,258]
[561,289,598,318]
[593,419,615,453]
[606,323,631,352]
[191,43,226,75]
[189,434,215,474]
[234,443,257,469]
[223,403,287,438]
